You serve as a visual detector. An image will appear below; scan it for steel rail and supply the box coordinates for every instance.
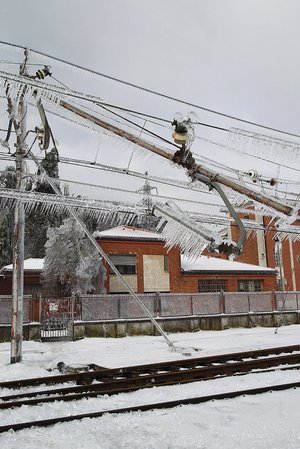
[0,382,299,433]
[1,362,300,411]
[1,344,300,390]
[1,350,300,409]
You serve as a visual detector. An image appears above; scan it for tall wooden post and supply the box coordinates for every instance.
[10,49,28,363]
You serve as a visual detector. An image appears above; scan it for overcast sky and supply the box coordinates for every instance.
[1,0,300,214]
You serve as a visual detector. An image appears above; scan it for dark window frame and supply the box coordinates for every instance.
[109,254,136,275]
[198,279,227,293]
[238,279,262,292]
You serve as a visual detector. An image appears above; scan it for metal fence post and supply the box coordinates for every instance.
[219,290,226,314]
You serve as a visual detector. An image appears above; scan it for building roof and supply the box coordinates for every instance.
[95,225,163,242]
[181,255,276,274]
[1,258,44,272]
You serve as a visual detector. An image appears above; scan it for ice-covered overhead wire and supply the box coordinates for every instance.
[0,151,214,196]
[1,64,299,227]
[1,40,300,139]
[49,100,300,220]
[0,167,222,210]
[2,183,300,240]
[2,72,300,189]
[154,201,223,258]
[0,186,138,221]
[227,128,300,167]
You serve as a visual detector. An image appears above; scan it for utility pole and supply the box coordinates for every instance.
[10,49,28,363]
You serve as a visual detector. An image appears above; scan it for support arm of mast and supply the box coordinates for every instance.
[59,100,293,217]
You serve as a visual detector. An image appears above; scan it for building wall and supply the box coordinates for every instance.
[98,239,180,294]
[231,216,300,291]
[179,272,276,292]
[97,238,277,293]
[0,272,41,295]
[230,211,260,266]
[0,235,278,296]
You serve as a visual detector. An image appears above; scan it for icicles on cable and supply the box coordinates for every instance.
[154,201,222,259]
[227,128,300,165]
[274,225,300,242]
[0,77,60,109]
[0,187,138,225]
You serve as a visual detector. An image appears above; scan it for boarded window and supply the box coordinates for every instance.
[143,255,170,292]
[238,280,262,292]
[109,254,136,275]
[198,280,227,293]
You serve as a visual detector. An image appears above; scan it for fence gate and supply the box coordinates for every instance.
[40,297,75,341]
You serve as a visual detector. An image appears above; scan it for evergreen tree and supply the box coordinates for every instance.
[42,217,106,296]
[25,148,62,258]
[0,166,15,268]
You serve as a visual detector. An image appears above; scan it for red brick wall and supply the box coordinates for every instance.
[98,239,180,293]
[97,238,277,293]
[168,272,275,293]
[0,275,12,294]
[230,212,260,265]
[228,215,300,291]
[0,272,41,295]
[263,217,300,291]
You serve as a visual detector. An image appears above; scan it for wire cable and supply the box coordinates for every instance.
[1,40,300,139]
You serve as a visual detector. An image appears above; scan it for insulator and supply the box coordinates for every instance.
[171,119,188,145]
[172,130,188,144]
[247,169,259,183]
[35,66,52,80]
[217,242,240,256]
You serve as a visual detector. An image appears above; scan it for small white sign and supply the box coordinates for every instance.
[49,303,59,312]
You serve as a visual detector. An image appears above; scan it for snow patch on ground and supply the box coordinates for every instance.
[1,325,300,448]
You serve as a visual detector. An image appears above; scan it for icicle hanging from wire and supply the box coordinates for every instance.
[154,201,223,259]
[0,77,60,108]
[0,187,138,225]
[227,128,300,165]
[274,225,300,243]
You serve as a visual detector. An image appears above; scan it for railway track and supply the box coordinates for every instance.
[0,344,300,432]
[0,381,299,433]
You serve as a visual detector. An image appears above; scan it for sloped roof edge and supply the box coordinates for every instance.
[181,255,276,273]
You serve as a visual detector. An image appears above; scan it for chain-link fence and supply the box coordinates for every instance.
[1,291,299,324]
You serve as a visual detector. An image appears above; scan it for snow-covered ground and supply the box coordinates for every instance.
[1,325,300,448]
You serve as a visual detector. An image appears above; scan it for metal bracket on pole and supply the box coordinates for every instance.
[192,172,246,256]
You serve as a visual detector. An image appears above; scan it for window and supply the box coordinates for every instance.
[109,254,136,275]
[238,280,262,292]
[198,280,227,293]
[164,255,169,273]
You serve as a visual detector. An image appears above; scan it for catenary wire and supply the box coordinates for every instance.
[1,40,300,139]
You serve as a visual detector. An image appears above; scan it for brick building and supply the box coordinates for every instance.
[229,214,300,291]
[0,258,43,295]
[0,226,278,295]
[96,226,277,294]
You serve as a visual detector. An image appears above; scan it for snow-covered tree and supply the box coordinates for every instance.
[42,217,106,296]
